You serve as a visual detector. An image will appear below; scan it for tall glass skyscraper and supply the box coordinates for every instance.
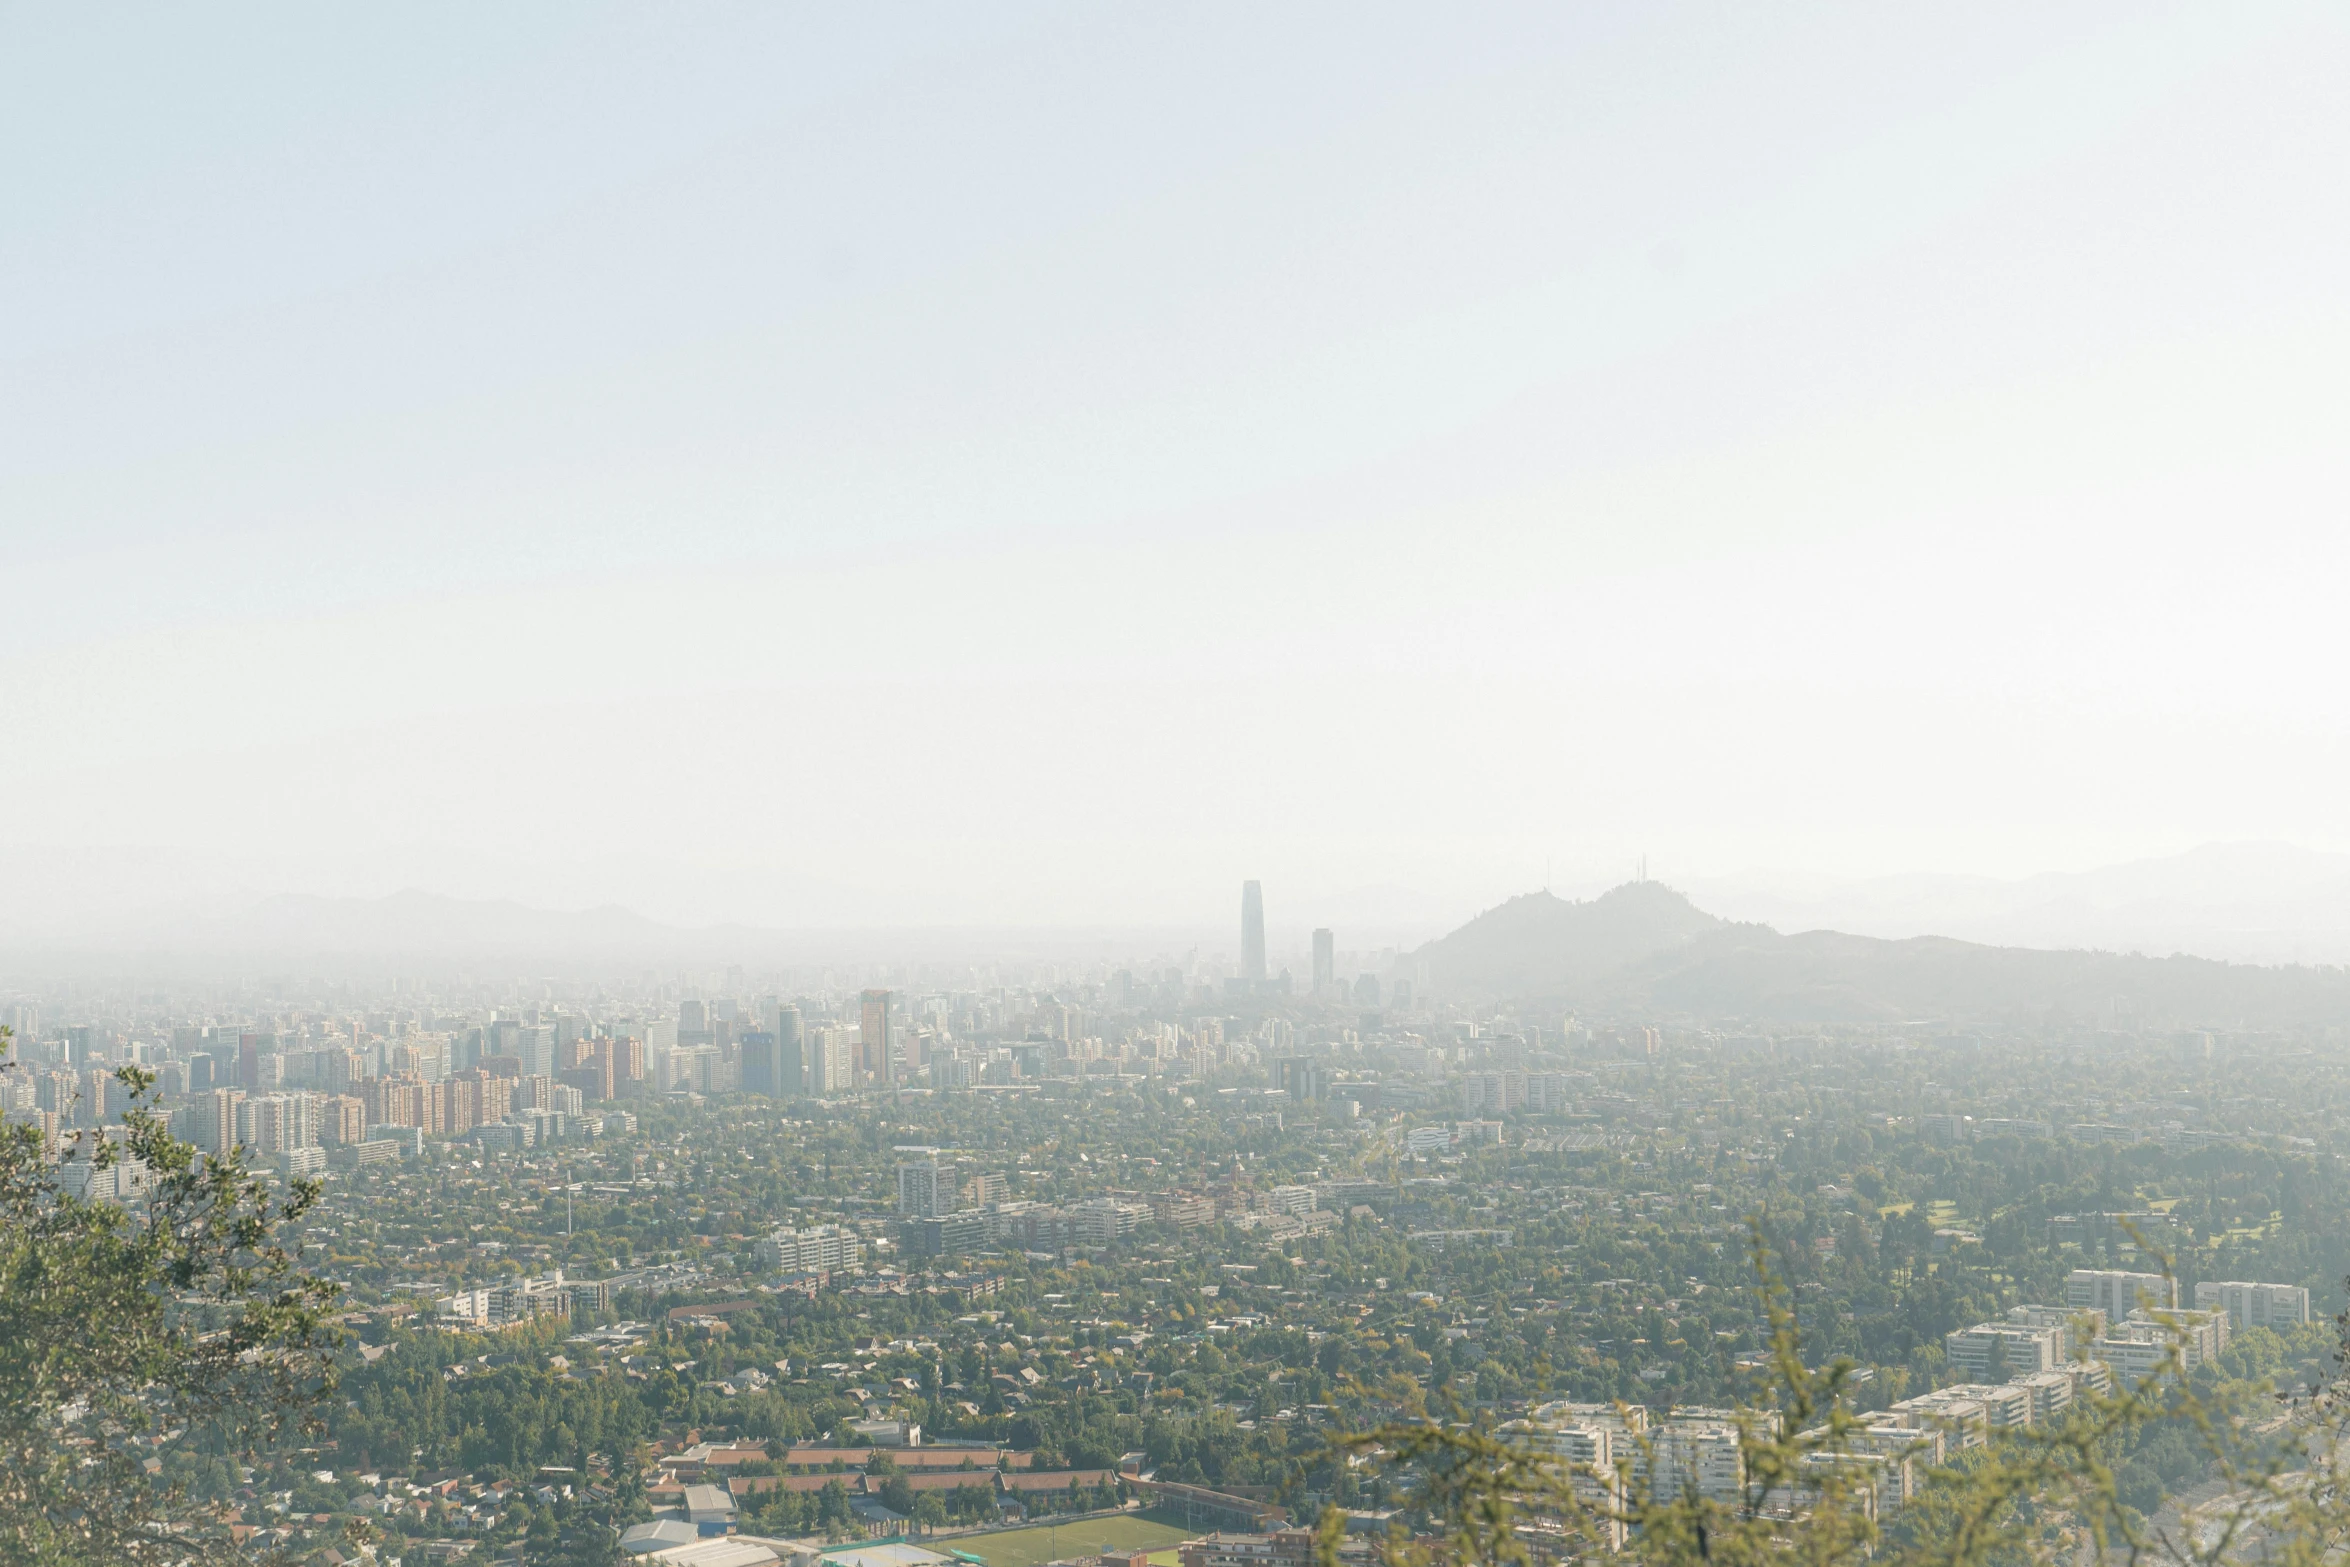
[861,989,893,1085]
[1242,880,1266,982]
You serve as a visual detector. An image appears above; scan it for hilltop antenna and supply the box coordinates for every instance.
[1638,854,1647,883]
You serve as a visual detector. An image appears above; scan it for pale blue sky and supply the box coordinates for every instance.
[3,4,2346,933]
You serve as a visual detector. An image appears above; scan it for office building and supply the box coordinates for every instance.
[1274,1057,1323,1103]
[517,1025,556,1080]
[1312,928,1334,996]
[739,1030,780,1097]
[670,1044,723,1095]
[901,1210,990,1258]
[861,990,893,1086]
[772,1004,805,1097]
[1241,881,1266,983]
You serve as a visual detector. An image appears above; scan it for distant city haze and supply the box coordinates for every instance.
[6,8,2348,941]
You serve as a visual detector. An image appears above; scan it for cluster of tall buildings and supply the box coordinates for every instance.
[1506,1403,1767,1548]
[884,1148,1151,1259]
[1459,1068,1576,1116]
[1502,1265,2315,1549]
[667,992,897,1098]
[0,1016,617,1172]
[1931,1269,2307,1416]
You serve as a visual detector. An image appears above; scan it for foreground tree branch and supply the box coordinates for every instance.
[0,1040,342,1565]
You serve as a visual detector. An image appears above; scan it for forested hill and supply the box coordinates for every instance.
[1413,881,2350,1027]
[1413,882,1725,1000]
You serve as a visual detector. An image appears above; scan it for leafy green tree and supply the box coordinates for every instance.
[0,1057,341,1564]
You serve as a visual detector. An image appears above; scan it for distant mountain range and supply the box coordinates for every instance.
[1683,842,2350,967]
[5,840,2350,1016]
[1410,880,2350,1028]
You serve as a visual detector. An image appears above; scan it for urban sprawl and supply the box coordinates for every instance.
[4,883,2343,1567]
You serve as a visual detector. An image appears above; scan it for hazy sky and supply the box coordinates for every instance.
[5,4,2348,932]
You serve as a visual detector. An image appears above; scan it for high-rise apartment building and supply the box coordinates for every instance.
[322,1095,367,1146]
[320,1048,363,1095]
[236,1093,317,1155]
[559,1039,616,1104]
[754,1224,865,1273]
[2067,1269,2177,1320]
[898,1155,948,1219]
[1463,1071,1527,1116]
[2193,1280,2311,1330]
[1943,1321,2061,1380]
[192,1089,245,1154]
[1506,1406,1631,1549]
[809,1026,853,1096]
[1241,882,1267,983]
[1312,928,1334,995]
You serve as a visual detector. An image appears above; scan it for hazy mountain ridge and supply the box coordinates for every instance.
[1414,882,1727,998]
[1414,880,2350,1027]
[1685,841,2350,966]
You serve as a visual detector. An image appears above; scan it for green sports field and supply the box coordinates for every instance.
[944,1513,1195,1567]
